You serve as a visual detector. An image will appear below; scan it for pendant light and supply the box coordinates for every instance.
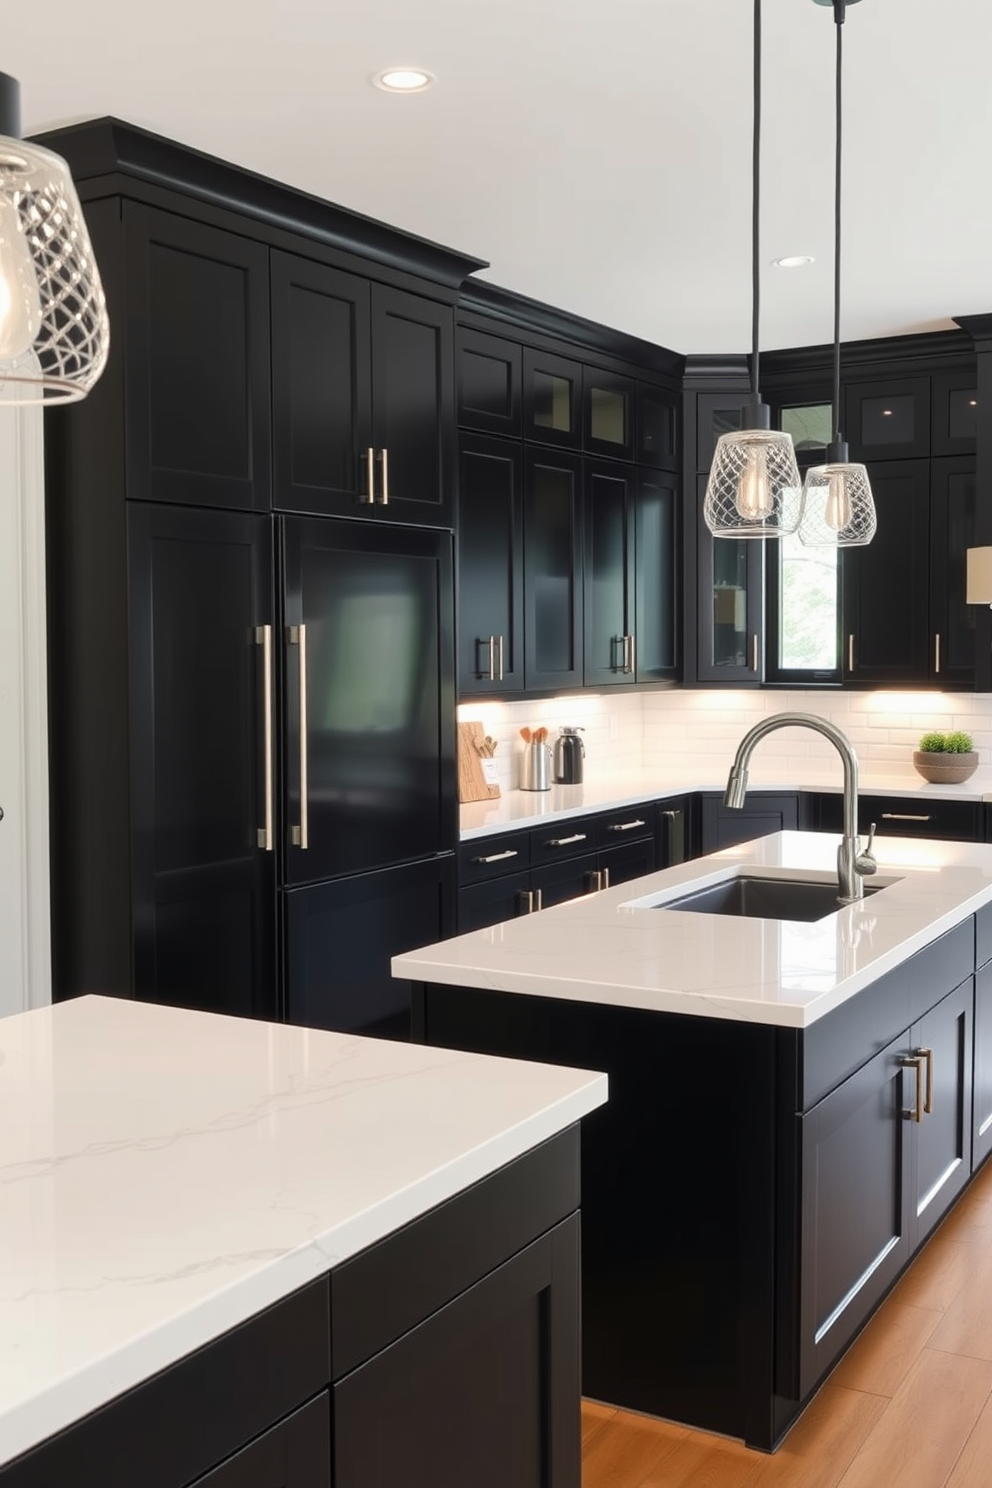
[798,1,876,548]
[0,72,109,404]
[704,0,802,540]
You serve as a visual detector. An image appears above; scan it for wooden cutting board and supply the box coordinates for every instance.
[457,720,501,803]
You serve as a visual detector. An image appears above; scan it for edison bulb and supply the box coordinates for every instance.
[0,195,42,362]
[735,448,774,522]
[823,471,852,531]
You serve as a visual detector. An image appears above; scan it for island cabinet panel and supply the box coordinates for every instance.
[699,791,800,853]
[911,978,973,1243]
[973,942,992,1168]
[187,1397,330,1487]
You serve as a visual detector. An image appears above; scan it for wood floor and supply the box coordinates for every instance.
[581,1153,992,1488]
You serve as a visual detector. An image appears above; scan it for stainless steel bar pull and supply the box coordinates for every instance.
[289,624,309,849]
[750,634,759,672]
[900,1054,926,1123]
[362,446,375,503]
[255,624,274,851]
[934,634,941,674]
[607,819,646,833]
[487,635,496,681]
[848,634,855,672]
[379,448,390,505]
[497,634,504,682]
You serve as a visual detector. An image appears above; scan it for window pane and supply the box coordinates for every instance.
[779,529,839,670]
[782,404,832,464]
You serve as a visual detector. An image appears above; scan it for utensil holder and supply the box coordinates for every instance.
[521,742,551,791]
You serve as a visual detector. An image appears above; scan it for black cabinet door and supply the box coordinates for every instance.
[456,326,522,436]
[271,251,373,516]
[458,868,535,933]
[909,980,973,1245]
[530,851,600,909]
[598,835,656,888]
[634,469,680,683]
[699,794,799,854]
[124,203,271,511]
[799,1033,912,1396]
[583,462,634,686]
[932,370,979,457]
[842,460,931,686]
[930,456,977,686]
[695,478,765,684]
[188,1396,330,1488]
[657,797,694,866]
[284,855,456,1039]
[583,366,635,461]
[523,448,583,691]
[370,285,455,526]
[523,348,582,449]
[333,1216,580,1488]
[636,382,679,472]
[282,518,455,885]
[844,377,932,462]
[975,963,992,1169]
[457,435,524,695]
[128,504,277,1018]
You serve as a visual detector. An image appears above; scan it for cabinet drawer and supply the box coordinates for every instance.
[458,833,530,885]
[458,870,534,933]
[593,806,653,849]
[814,792,982,842]
[530,819,595,866]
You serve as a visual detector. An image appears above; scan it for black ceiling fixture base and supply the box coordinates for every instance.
[0,72,21,138]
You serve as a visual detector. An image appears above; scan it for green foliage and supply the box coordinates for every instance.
[918,730,974,754]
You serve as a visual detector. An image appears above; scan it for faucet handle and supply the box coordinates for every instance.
[857,821,878,876]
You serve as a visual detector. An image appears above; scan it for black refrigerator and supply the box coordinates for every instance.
[58,503,456,1039]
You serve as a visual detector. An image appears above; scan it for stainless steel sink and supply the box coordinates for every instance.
[658,874,890,924]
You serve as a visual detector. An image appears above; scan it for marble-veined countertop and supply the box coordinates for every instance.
[0,996,607,1468]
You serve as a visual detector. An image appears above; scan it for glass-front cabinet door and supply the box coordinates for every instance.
[522,348,582,449]
[695,478,764,682]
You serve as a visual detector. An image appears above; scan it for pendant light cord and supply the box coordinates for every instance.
[751,0,761,402]
[832,0,846,446]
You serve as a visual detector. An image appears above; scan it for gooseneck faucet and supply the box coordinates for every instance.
[725,712,877,903]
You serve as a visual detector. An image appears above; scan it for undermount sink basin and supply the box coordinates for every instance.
[658,874,891,924]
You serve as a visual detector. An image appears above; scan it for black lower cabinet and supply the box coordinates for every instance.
[191,1397,330,1488]
[810,791,983,843]
[700,792,800,853]
[458,868,534,931]
[284,856,455,1039]
[975,963,992,1168]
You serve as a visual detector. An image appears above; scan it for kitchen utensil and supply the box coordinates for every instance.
[553,726,585,784]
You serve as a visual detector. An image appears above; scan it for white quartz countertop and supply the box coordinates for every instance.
[395,830,992,1032]
[0,996,607,1469]
[460,766,992,839]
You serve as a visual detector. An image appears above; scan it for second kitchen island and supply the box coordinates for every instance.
[395,829,992,1450]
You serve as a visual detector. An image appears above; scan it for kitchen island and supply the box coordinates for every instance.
[395,830,992,1450]
[0,996,607,1486]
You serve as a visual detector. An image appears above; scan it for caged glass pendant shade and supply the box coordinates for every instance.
[705,423,803,539]
[798,455,876,547]
[0,73,109,404]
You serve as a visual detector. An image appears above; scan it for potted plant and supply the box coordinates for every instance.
[913,730,978,784]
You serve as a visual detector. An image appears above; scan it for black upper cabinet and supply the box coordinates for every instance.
[843,460,931,686]
[695,477,764,684]
[636,382,679,472]
[523,447,583,691]
[281,517,455,887]
[127,504,278,1019]
[932,369,979,457]
[694,390,747,471]
[930,456,978,686]
[583,367,635,462]
[844,377,932,462]
[271,251,455,525]
[456,327,522,437]
[522,347,582,449]
[635,469,680,684]
[124,203,271,511]
[457,434,524,695]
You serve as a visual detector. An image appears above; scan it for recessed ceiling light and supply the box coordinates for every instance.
[772,255,815,269]
[372,67,436,93]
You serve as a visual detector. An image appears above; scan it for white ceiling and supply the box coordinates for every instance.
[7,0,991,355]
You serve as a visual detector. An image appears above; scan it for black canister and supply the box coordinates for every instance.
[553,726,585,784]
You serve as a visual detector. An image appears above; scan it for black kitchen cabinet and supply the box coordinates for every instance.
[583,366,635,461]
[844,376,931,462]
[810,792,983,843]
[523,447,584,692]
[456,326,523,436]
[458,869,536,931]
[523,347,582,449]
[695,478,765,684]
[124,203,272,512]
[930,455,978,686]
[974,961,992,1169]
[842,460,931,686]
[282,517,455,887]
[284,856,455,1040]
[657,796,694,866]
[700,792,800,853]
[457,434,524,695]
[932,369,979,457]
[189,1397,330,1488]
[271,251,455,526]
[636,382,679,472]
[911,978,972,1244]
[125,504,278,1017]
[583,464,680,687]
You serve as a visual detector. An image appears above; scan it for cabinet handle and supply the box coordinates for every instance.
[934,633,941,674]
[548,833,587,847]
[900,1054,926,1123]
[486,635,496,681]
[629,632,636,677]
[379,447,389,505]
[607,819,647,832]
[518,889,536,914]
[750,634,759,672]
[586,869,610,892]
[601,866,610,889]
[362,446,375,504]
[921,1046,934,1115]
[497,633,504,682]
[533,888,543,911]
[612,636,623,673]
[474,849,519,864]
[623,635,633,674]
[848,633,855,672]
[254,624,274,851]
[661,809,680,819]
[289,623,309,849]
[881,812,932,822]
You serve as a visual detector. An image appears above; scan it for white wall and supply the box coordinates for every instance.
[0,406,51,1017]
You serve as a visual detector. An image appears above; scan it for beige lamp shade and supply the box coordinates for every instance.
[966,547,992,605]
